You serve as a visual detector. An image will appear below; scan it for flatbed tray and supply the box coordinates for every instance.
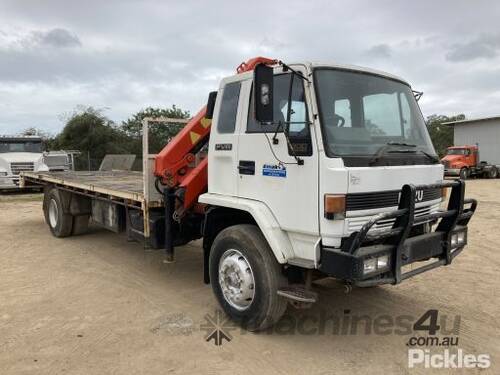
[21,171,163,208]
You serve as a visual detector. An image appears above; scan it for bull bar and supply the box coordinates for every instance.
[319,180,477,286]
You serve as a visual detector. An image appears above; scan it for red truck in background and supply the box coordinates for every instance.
[442,144,499,179]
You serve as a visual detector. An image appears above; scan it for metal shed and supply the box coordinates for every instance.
[444,116,500,165]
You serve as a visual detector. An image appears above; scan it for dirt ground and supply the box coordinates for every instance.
[0,180,499,375]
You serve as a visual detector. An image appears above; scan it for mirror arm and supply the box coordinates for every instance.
[279,61,311,83]
[283,72,303,165]
[272,120,283,145]
[412,90,423,102]
[285,72,294,130]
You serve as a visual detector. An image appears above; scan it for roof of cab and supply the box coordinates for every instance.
[306,62,410,86]
[225,60,411,87]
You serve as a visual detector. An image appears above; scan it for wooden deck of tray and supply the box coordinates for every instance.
[21,171,163,208]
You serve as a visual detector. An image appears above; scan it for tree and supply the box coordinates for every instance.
[426,114,466,157]
[54,107,130,169]
[120,106,190,154]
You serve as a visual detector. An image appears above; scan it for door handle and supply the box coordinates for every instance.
[238,160,255,175]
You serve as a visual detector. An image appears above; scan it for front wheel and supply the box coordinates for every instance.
[209,224,288,331]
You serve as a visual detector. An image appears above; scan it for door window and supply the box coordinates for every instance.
[217,81,241,134]
[247,74,312,156]
[247,74,307,133]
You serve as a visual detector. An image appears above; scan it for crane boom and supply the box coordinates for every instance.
[154,57,276,216]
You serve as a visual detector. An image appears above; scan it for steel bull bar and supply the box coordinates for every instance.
[319,180,477,287]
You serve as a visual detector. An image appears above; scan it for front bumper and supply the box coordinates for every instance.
[319,180,477,286]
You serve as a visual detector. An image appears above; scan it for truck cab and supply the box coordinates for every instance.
[441,145,477,178]
[198,61,475,328]
[442,145,498,179]
[204,62,442,246]
[0,136,69,189]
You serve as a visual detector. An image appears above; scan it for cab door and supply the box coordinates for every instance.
[207,79,243,197]
[236,71,319,258]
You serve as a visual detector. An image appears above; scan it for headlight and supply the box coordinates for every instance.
[0,171,7,176]
[450,230,466,248]
[451,233,458,247]
[377,254,390,268]
[37,164,49,172]
[363,254,390,275]
[363,258,377,274]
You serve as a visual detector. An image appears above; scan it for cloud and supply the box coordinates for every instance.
[0,27,82,51]
[30,28,82,48]
[0,0,500,133]
[446,34,500,62]
[364,44,392,59]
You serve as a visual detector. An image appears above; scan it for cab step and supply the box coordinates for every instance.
[277,286,318,304]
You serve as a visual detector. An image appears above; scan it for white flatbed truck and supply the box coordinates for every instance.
[21,58,477,331]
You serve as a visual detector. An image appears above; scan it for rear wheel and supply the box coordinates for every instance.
[487,167,498,179]
[459,168,469,180]
[209,224,288,331]
[44,188,73,237]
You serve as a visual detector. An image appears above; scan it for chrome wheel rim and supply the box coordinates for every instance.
[218,249,255,311]
[48,198,58,228]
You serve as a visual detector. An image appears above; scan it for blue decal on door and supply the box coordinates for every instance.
[262,164,287,178]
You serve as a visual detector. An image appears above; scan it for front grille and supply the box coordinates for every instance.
[347,203,440,233]
[346,188,441,211]
[10,162,34,175]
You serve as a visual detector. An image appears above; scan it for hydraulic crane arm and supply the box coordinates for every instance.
[154,57,277,216]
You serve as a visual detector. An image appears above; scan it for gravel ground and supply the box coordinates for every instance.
[0,180,498,374]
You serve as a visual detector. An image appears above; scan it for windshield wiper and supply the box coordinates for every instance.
[418,150,439,163]
[386,142,417,147]
[369,142,440,165]
[369,142,417,165]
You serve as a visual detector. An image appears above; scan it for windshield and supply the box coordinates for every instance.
[0,141,43,153]
[314,68,436,165]
[447,148,467,155]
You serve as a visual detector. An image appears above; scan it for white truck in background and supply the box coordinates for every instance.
[0,136,70,190]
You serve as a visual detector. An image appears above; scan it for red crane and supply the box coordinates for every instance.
[154,57,277,217]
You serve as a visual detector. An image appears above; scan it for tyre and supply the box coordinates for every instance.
[44,188,73,237]
[487,167,498,179]
[209,224,288,331]
[459,168,468,180]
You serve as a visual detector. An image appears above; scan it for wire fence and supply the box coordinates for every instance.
[73,154,143,171]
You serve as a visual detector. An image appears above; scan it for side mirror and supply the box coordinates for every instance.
[254,64,274,123]
[205,91,217,119]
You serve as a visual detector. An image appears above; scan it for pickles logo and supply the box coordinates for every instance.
[408,349,490,369]
[406,310,491,369]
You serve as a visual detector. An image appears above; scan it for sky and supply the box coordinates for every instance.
[0,0,499,135]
